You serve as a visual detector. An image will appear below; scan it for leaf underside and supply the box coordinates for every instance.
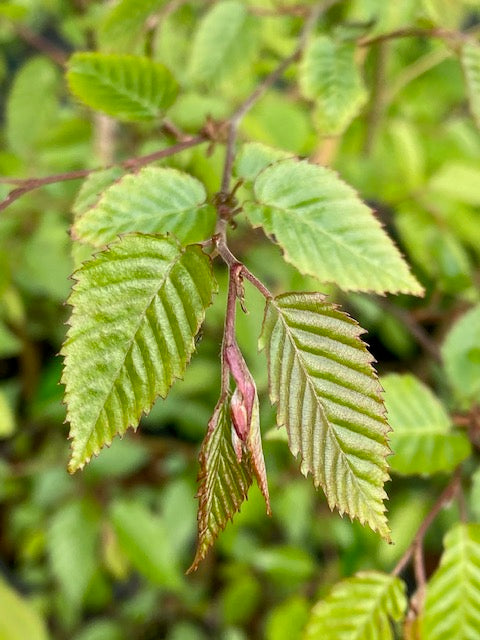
[304,571,407,640]
[382,373,471,475]
[67,52,178,121]
[188,399,253,572]
[73,167,215,247]
[423,524,480,640]
[62,233,216,472]
[246,159,423,295]
[260,292,391,538]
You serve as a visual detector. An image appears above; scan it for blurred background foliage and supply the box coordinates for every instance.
[0,0,480,638]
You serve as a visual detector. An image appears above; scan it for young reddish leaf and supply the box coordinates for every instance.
[188,399,252,573]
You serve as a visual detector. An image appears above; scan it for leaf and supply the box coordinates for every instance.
[67,52,178,122]
[304,571,407,640]
[62,233,217,472]
[188,0,258,85]
[234,142,290,184]
[99,0,165,52]
[441,304,480,410]
[73,167,124,219]
[0,389,15,438]
[462,41,480,129]
[47,500,99,607]
[6,56,59,157]
[0,578,49,640]
[73,167,215,247]
[110,499,182,589]
[260,292,391,538]
[245,160,423,295]
[422,523,480,640]
[188,399,253,573]
[300,36,366,135]
[430,163,480,206]
[382,374,471,475]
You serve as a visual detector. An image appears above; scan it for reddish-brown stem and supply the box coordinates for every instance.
[392,468,462,578]
[13,23,68,67]
[0,135,207,213]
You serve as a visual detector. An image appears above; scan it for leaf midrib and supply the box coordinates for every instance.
[273,302,387,514]
[258,198,411,287]
[81,247,184,456]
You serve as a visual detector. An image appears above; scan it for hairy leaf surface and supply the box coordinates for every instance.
[189,399,253,572]
[73,167,215,247]
[188,0,258,84]
[300,36,366,135]
[382,374,471,475]
[422,524,480,640]
[62,234,216,472]
[67,53,178,121]
[260,292,391,537]
[73,167,125,219]
[246,160,423,294]
[304,571,407,640]
[462,41,480,129]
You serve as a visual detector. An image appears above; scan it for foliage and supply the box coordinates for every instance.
[1,1,480,638]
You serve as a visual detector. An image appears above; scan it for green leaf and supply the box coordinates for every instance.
[110,499,182,589]
[73,167,215,247]
[260,292,391,538]
[430,163,480,206]
[304,571,407,640]
[73,167,125,219]
[67,53,178,122]
[188,399,253,572]
[300,36,366,135]
[461,41,480,129]
[6,56,59,157]
[188,1,258,85]
[234,142,290,184]
[62,234,217,472]
[382,374,471,475]
[99,0,165,52]
[246,160,423,295]
[0,389,15,438]
[47,500,99,607]
[442,304,480,409]
[0,578,49,640]
[422,524,480,640]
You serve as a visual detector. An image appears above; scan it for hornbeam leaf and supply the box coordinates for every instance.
[304,571,407,640]
[462,41,480,130]
[67,53,178,122]
[188,399,253,572]
[300,36,367,135]
[259,292,391,538]
[422,524,480,640]
[188,0,258,85]
[245,159,423,295]
[73,167,215,247]
[62,233,216,472]
[382,373,471,475]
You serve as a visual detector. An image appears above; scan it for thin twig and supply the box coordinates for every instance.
[0,135,207,212]
[392,469,462,578]
[358,27,464,48]
[13,23,68,67]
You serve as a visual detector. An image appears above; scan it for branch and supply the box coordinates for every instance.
[13,23,68,67]
[392,468,462,578]
[0,134,207,213]
[358,27,466,48]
